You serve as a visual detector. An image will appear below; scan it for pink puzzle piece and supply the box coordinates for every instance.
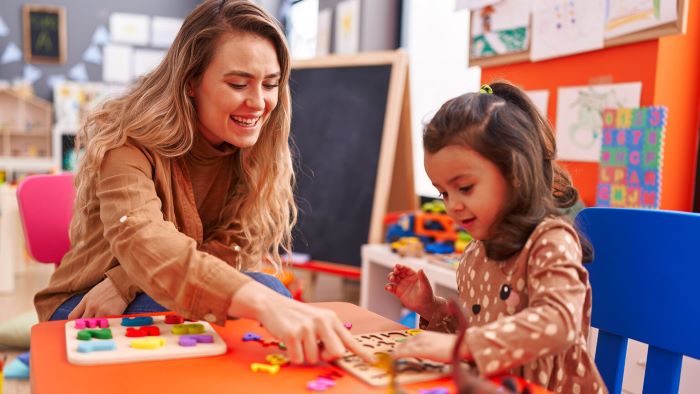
[74,318,109,329]
[178,334,214,347]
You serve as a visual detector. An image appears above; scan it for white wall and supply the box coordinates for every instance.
[401,0,481,198]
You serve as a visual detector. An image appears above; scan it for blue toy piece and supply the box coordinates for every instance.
[576,208,700,394]
[424,242,454,254]
[385,214,415,242]
[77,340,117,353]
[3,358,30,380]
[120,316,154,327]
[17,351,30,367]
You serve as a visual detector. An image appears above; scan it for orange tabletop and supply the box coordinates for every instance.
[30,302,456,394]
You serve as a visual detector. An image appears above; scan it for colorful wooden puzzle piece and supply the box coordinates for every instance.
[242,332,261,341]
[74,317,109,329]
[171,323,205,335]
[121,316,154,327]
[77,340,117,353]
[265,353,289,366]
[125,326,161,337]
[77,328,113,341]
[178,334,214,347]
[250,362,280,374]
[164,315,185,324]
[130,337,166,350]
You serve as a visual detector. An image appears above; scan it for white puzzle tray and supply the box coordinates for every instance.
[65,315,227,365]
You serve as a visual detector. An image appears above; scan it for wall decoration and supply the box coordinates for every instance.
[605,0,678,39]
[470,0,531,60]
[109,12,149,46]
[334,0,360,54]
[1,43,23,64]
[555,82,641,162]
[531,0,605,61]
[22,4,67,64]
[596,106,666,208]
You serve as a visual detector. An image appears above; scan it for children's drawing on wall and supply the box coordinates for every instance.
[530,0,605,61]
[605,0,679,38]
[555,82,641,162]
[470,0,531,59]
[596,106,666,208]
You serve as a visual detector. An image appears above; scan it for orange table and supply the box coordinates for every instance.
[31,302,456,393]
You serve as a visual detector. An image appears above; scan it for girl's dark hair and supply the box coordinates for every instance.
[423,81,593,262]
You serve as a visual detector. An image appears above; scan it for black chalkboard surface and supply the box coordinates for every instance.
[23,5,67,64]
[289,51,416,267]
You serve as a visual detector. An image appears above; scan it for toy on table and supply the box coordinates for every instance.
[65,315,226,365]
[334,329,450,387]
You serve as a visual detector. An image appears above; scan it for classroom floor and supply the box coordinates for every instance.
[0,263,358,394]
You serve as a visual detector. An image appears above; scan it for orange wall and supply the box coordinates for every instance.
[482,42,659,207]
[654,0,700,211]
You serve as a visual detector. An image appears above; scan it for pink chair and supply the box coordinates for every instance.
[16,173,75,267]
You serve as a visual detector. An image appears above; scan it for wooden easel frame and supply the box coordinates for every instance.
[293,50,417,244]
[22,4,67,64]
[469,0,688,68]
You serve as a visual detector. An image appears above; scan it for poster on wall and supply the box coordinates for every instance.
[22,4,67,64]
[530,0,605,61]
[334,0,360,54]
[470,0,531,59]
[604,0,678,39]
[555,82,641,162]
[596,106,666,209]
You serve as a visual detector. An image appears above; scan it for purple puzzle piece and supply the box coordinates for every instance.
[418,388,449,394]
[178,334,214,347]
[242,332,261,341]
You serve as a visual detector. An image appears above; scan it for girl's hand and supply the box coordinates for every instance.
[392,331,458,363]
[68,277,128,319]
[384,264,435,317]
[230,281,375,365]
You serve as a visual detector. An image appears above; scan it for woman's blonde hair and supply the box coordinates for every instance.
[72,0,296,271]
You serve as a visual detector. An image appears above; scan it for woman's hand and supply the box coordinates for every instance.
[230,281,374,365]
[68,277,128,319]
[384,264,436,317]
[392,330,463,363]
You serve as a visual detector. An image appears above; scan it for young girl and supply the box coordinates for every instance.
[34,0,370,365]
[385,82,607,393]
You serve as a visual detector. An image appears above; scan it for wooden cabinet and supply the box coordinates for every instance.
[0,89,52,159]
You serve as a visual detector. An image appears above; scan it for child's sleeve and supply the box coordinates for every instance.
[418,296,458,333]
[97,144,252,326]
[462,224,588,376]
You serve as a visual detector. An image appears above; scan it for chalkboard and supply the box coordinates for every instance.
[23,5,67,64]
[290,51,416,267]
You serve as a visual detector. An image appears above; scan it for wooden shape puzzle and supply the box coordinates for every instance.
[334,330,450,387]
[65,316,226,365]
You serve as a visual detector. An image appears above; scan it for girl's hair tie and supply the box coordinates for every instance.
[479,84,493,94]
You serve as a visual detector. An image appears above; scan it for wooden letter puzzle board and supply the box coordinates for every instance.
[334,330,450,386]
[65,316,226,365]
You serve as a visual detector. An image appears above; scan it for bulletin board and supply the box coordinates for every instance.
[469,0,688,68]
[22,4,67,64]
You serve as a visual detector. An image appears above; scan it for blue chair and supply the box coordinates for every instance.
[576,207,700,394]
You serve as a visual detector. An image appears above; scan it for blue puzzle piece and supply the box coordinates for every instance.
[17,351,30,367]
[121,316,154,327]
[77,340,117,353]
[3,358,30,380]
[242,332,261,341]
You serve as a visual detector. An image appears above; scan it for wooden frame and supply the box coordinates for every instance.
[469,0,688,68]
[293,50,417,244]
[22,4,67,64]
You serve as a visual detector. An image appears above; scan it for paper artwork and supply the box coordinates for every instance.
[605,0,678,38]
[531,0,605,61]
[555,82,641,162]
[102,44,133,84]
[334,0,361,54]
[109,13,150,46]
[471,0,531,59]
[151,16,183,48]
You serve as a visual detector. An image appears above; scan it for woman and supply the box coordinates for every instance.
[35,0,370,364]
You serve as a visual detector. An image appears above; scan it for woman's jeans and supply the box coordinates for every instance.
[49,271,291,321]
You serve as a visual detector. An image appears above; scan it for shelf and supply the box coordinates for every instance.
[0,157,55,171]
